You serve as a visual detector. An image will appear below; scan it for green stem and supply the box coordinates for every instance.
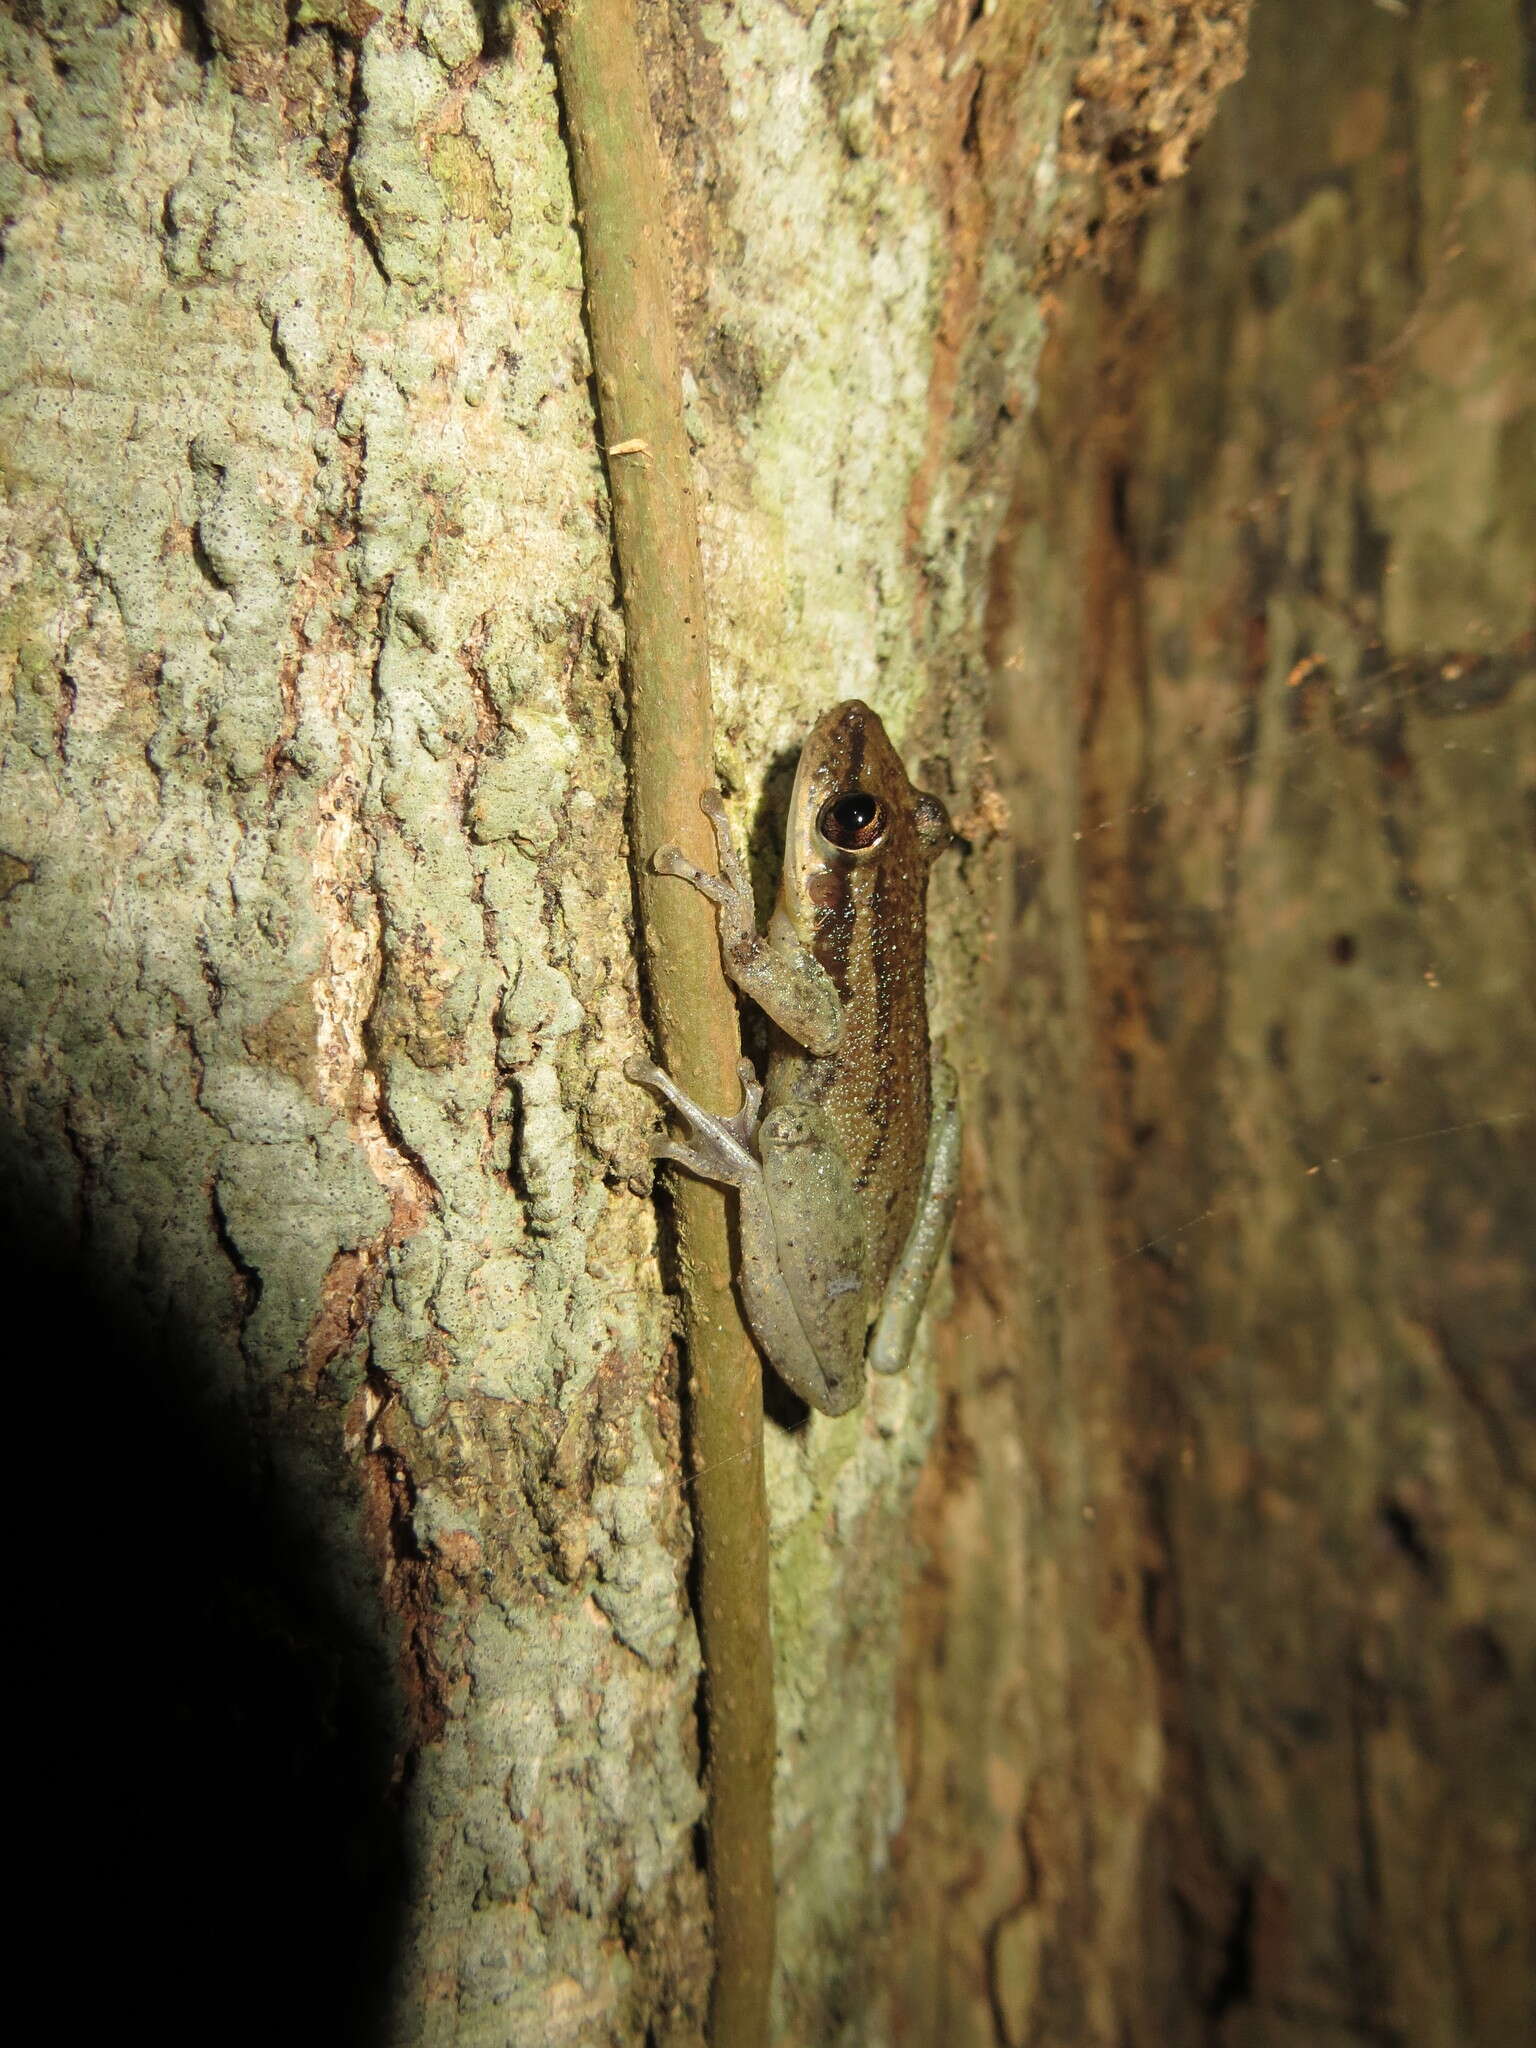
[545,4,776,2040]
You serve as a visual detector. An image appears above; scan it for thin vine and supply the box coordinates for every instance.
[544,3,776,2040]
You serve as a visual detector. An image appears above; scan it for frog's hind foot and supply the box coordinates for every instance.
[624,1054,763,1188]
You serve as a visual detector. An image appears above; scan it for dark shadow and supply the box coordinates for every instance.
[748,740,802,915]
[4,1153,408,2047]
[748,743,817,1434]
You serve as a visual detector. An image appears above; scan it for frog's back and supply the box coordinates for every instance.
[764,701,949,1291]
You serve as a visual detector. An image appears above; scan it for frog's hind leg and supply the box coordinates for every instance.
[867,1059,961,1378]
[625,1055,863,1417]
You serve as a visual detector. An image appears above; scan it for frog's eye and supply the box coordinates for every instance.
[818,789,888,851]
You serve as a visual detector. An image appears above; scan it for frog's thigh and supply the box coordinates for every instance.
[755,1105,869,1415]
[733,1179,863,1417]
[867,1060,961,1377]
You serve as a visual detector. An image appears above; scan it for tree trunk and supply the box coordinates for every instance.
[2,3,1244,2042]
[961,1,1534,2044]
[15,3,1524,2047]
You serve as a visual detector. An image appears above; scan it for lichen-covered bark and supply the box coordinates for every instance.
[1,1,1255,2041]
[1015,1,1536,2044]
[1,5,701,2038]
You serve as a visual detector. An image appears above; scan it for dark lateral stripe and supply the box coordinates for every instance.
[861,841,895,1179]
[843,703,867,791]
[815,864,855,997]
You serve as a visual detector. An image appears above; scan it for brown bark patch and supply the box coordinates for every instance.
[1045,1,1252,276]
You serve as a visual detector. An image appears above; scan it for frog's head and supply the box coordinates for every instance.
[780,698,951,952]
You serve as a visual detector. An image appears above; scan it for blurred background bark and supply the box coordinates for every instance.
[896,1,1534,2042]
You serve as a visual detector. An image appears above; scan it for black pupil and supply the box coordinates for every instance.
[820,791,886,849]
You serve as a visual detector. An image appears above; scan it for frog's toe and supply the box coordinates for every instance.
[625,1054,696,1125]
[653,1136,713,1176]
[729,1058,763,1135]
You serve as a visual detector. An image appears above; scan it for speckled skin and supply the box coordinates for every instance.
[628,700,960,1414]
[766,699,951,1289]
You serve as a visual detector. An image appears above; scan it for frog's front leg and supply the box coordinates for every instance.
[654,792,843,1056]
[626,1055,869,1416]
[867,1058,962,1378]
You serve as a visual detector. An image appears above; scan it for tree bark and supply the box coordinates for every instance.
[1,3,1248,2042]
[973,2,1535,2044]
[31,6,1509,2047]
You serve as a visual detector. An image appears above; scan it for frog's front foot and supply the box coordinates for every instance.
[651,789,844,1057]
[653,790,754,923]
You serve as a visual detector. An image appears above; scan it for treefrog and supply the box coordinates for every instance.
[626,699,961,1416]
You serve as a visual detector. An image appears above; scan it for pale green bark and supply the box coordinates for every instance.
[2,5,703,2037]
